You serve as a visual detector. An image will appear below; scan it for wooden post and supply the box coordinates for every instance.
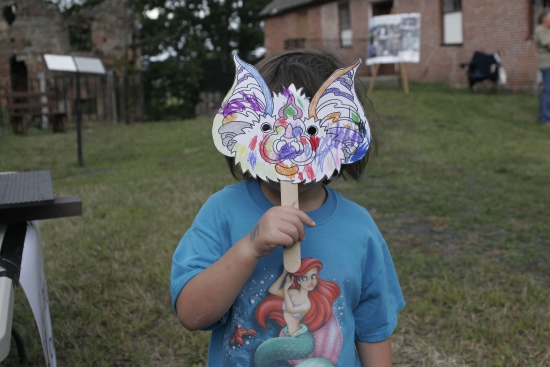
[400,63,410,94]
[75,72,84,167]
[280,181,301,273]
[367,64,380,95]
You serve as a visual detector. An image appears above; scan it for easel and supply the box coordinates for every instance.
[367,62,410,95]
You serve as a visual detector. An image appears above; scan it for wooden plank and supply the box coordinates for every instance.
[401,62,410,94]
[6,103,57,110]
[7,113,66,119]
[0,196,82,223]
[2,91,60,122]
[8,112,57,118]
[368,63,380,95]
[280,181,301,273]
[0,91,55,98]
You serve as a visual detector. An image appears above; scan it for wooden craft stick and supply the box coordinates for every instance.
[280,181,301,273]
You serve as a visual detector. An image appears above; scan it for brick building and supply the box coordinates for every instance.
[0,0,140,80]
[0,0,69,81]
[260,0,550,91]
[0,0,142,123]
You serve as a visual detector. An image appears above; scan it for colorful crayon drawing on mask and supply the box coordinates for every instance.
[253,258,342,367]
[212,55,371,184]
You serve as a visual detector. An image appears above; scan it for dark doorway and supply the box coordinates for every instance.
[10,56,27,91]
[371,1,395,75]
[2,5,16,25]
[372,1,394,16]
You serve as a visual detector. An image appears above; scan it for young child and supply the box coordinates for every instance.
[170,50,405,367]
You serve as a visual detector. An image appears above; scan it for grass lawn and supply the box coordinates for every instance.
[0,82,548,367]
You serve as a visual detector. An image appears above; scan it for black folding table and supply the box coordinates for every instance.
[0,171,81,365]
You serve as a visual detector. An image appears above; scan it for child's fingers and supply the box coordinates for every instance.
[276,221,302,245]
[254,220,298,247]
[277,215,304,240]
[273,232,297,248]
[253,207,315,250]
[280,206,316,228]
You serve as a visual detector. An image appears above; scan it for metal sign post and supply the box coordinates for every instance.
[75,71,83,167]
[43,54,106,167]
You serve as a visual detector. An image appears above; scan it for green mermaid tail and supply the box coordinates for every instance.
[254,324,315,367]
[295,358,335,367]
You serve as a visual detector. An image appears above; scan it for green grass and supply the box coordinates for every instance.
[0,83,548,366]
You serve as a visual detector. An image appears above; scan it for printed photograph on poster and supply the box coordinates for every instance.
[367,13,421,65]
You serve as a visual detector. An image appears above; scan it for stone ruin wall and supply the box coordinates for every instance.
[0,0,140,81]
[0,0,69,79]
[66,0,141,73]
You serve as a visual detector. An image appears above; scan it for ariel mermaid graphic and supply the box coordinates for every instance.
[254,258,342,366]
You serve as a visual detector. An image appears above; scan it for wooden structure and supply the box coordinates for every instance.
[0,91,67,135]
[368,62,410,95]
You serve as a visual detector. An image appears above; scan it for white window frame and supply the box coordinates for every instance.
[442,0,463,45]
[339,2,353,48]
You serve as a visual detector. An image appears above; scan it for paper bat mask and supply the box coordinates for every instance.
[212,55,371,183]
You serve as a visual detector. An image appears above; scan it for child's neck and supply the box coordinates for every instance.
[259,180,327,212]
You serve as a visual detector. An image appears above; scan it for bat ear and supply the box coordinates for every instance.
[309,59,371,164]
[212,55,273,156]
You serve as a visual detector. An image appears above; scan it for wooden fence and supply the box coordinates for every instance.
[0,72,144,132]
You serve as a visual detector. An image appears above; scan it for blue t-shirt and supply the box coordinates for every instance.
[171,179,405,367]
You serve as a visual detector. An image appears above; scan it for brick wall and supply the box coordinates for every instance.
[398,0,538,91]
[264,12,300,55]
[0,0,140,81]
[264,0,371,74]
[264,6,327,55]
[72,0,141,72]
[263,0,539,91]
[0,17,11,79]
[0,0,69,79]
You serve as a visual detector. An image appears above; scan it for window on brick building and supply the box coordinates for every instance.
[284,38,306,50]
[442,0,462,45]
[339,2,352,47]
[530,0,550,39]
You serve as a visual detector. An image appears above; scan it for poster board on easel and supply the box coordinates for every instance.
[366,13,421,94]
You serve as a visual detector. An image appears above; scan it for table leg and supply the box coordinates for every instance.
[19,222,57,367]
[0,224,14,362]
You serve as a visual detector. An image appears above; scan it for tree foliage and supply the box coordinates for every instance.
[136,0,270,66]
[56,0,271,120]
[133,0,271,120]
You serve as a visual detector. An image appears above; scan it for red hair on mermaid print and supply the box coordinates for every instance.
[255,258,340,332]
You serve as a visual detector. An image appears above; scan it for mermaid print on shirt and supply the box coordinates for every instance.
[223,258,343,367]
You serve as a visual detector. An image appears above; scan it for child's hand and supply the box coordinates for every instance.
[247,206,315,259]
